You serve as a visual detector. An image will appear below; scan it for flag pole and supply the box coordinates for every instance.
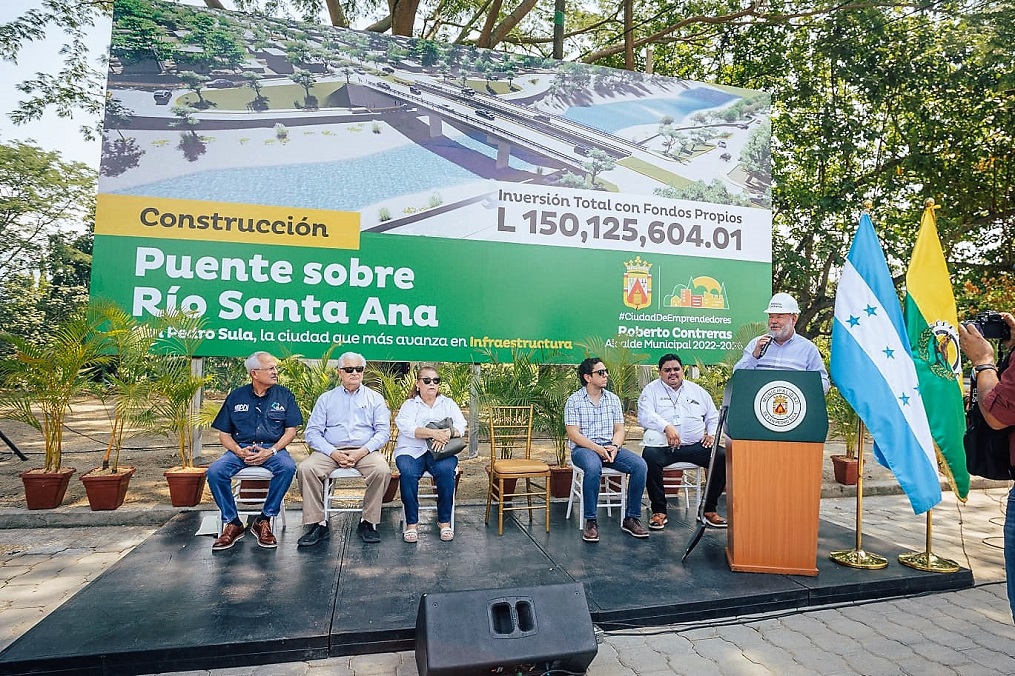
[898,509,960,572]
[830,419,888,569]
[897,197,962,574]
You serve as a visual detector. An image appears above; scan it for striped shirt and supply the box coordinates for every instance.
[564,387,623,449]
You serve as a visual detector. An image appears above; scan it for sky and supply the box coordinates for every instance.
[1,0,245,169]
[0,5,112,168]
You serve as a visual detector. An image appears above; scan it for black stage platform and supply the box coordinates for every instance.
[0,502,973,675]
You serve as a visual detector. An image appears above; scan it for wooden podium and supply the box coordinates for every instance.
[724,370,827,576]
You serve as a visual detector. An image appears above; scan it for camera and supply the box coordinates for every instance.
[965,311,1011,342]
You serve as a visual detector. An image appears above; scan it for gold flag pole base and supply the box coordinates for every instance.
[898,510,960,573]
[829,548,889,569]
[829,419,888,570]
[897,550,960,573]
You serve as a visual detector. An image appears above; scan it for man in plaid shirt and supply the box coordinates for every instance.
[564,357,649,542]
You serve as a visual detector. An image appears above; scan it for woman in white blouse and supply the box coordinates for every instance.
[393,365,467,543]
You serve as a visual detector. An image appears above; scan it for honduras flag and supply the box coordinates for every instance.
[831,214,941,514]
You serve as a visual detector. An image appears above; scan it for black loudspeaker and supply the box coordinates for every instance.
[415,582,598,676]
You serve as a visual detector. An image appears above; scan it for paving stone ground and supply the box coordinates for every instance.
[1,489,1012,675]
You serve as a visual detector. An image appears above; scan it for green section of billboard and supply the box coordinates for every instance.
[90,232,770,362]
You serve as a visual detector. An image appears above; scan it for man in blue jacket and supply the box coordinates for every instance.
[208,351,302,551]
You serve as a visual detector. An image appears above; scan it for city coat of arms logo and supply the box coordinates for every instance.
[623,257,652,310]
[753,380,807,433]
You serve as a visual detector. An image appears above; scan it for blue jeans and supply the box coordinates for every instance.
[207,450,296,524]
[1007,485,1015,622]
[395,453,458,525]
[570,446,647,521]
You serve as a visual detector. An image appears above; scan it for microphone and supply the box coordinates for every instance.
[756,332,775,359]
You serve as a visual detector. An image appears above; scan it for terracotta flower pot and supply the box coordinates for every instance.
[20,468,76,510]
[831,454,859,485]
[383,471,400,503]
[164,467,208,507]
[663,467,685,497]
[550,465,573,498]
[81,466,136,511]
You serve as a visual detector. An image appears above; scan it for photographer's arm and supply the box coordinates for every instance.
[959,315,1015,430]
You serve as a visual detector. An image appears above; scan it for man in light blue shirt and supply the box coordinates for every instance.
[297,351,391,546]
[565,357,649,543]
[735,292,830,393]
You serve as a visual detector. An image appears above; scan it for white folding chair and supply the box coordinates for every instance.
[565,466,629,527]
[662,461,702,509]
[324,467,367,518]
[416,467,461,529]
[220,466,286,533]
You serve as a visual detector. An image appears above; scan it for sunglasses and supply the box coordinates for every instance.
[420,377,441,385]
[592,369,609,376]
[340,366,365,373]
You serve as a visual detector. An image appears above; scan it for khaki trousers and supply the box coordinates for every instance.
[298,450,391,525]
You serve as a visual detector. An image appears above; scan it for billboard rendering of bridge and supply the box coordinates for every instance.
[92,0,773,362]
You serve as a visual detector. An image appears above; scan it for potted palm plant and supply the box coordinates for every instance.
[478,349,575,497]
[81,305,161,510]
[530,364,578,498]
[365,362,417,503]
[0,310,109,509]
[826,386,860,485]
[150,312,211,506]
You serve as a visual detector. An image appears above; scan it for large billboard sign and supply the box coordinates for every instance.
[92,0,773,362]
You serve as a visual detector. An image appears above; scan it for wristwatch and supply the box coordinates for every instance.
[974,364,998,377]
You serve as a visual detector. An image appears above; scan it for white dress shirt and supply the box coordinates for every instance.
[394,394,468,459]
[637,378,718,447]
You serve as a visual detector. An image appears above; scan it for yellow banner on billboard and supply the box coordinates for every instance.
[95,194,360,250]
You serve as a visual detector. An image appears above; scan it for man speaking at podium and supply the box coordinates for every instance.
[735,292,830,394]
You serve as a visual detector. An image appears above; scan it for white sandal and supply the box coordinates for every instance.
[439,526,454,541]
[403,529,419,543]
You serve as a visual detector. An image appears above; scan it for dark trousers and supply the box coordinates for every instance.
[643,442,726,514]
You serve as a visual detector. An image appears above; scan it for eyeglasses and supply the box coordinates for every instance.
[592,369,609,376]
[661,367,682,373]
[420,377,441,385]
[253,366,278,372]
[340,366,365,373]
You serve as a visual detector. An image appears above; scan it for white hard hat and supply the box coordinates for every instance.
[764,292,800,314]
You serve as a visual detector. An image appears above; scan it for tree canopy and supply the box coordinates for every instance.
[3,0,1012,339]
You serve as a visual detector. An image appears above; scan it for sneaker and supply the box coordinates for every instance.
[297,523,330,547]
[251,517,277,548]
[702,512,728,528]
[212,522,245,551]
[622,517,649,538]
[648,513,667,530]
[582,519,599,542]
[358,520,381,544]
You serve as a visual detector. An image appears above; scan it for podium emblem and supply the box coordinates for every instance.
[753,380,807,432]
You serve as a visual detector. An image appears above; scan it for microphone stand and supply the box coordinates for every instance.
[681,402,729,563]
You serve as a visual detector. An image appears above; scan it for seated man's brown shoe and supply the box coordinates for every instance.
[622,517,649,538]
[251,517,278,548]
[212,522,245,551]
[702,512,727,528]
